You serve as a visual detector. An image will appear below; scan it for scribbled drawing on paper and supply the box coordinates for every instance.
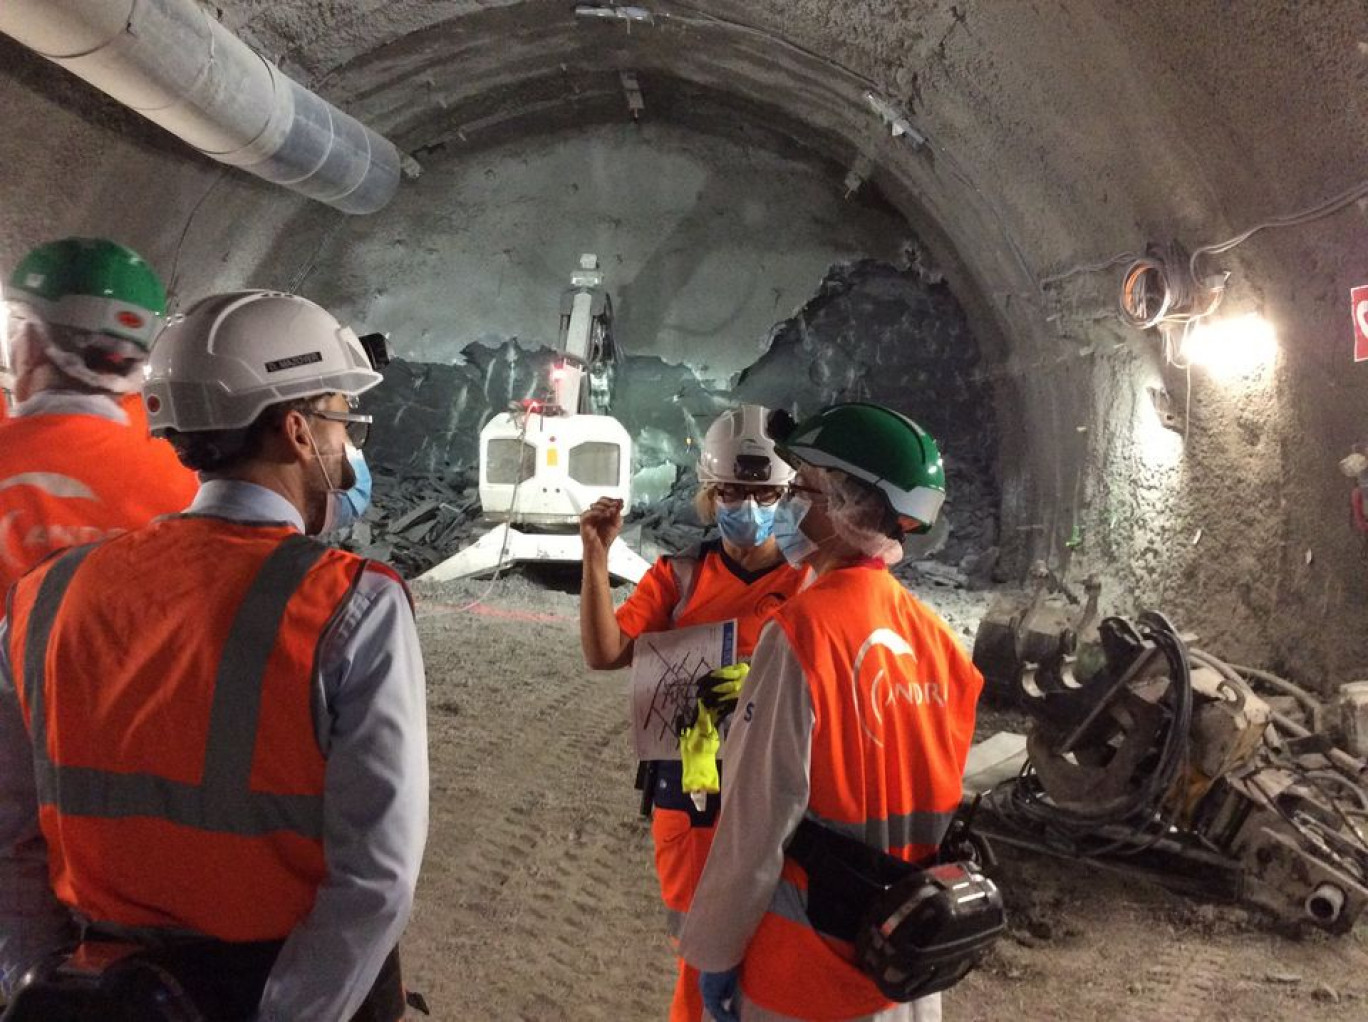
[629,619,737,761]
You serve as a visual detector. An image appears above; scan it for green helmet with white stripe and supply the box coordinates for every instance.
[6,237,166,349]
[775,402,946,535]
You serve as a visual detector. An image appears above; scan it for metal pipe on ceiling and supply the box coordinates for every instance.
[0,0,401,214]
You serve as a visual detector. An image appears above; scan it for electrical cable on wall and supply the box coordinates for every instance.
[1041,170,1368,309]
[165,169,229,311]
[1115,241,1228,364]
[449,402,538,614]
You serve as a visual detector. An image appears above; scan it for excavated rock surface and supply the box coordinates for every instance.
[354,259,1001,577]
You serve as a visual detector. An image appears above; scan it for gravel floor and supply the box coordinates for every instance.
[397,573,1368,1020]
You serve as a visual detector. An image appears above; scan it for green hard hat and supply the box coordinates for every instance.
[6,237,166,349]
[776,401,946,534]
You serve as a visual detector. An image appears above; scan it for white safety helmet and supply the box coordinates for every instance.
[143,290,382,434]
[697,404,796,486]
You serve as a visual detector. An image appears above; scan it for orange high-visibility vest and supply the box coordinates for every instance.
[0,409,197,593]
[622,543,808,1022]
[617,541,808,657]
[6,516,369,942]
[739,562,983,1021]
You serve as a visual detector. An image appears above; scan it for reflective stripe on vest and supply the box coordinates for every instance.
[804,806,957,854]
[22,535,328,840]
[667,544,703,623]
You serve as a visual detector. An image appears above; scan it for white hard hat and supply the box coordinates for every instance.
[143,290,382,434]
[697,404,796,486]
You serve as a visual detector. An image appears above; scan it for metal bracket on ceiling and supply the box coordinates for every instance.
[864,91,926,148]
[620,71,645,121]
[843,154,874,198]
[574,5,656,24]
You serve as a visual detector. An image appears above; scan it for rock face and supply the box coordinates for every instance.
[354,260,1001,578]
[733,259,1000,567]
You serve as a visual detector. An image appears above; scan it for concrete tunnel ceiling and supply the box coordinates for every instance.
[4,0,1368,688]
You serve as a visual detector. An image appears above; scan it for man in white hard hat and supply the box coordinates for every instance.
[0,290,428,1021]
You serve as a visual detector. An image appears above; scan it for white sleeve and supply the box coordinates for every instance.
[0,618,76,1000]
[257,570,429,1021]
[678,622,813,972]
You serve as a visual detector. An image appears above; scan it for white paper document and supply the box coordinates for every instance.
[629,619,738,761]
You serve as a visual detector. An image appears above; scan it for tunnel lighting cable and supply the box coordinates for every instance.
[166,169,230,312]
[583,1,883,93]
[1042,171,1368,291]
[1188,174,1368,278]
[448,403,536,614]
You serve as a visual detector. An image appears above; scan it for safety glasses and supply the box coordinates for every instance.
[307,407,373,449]
[714,484,787,506]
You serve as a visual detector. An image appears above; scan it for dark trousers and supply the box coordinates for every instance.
[117,936,405,1022]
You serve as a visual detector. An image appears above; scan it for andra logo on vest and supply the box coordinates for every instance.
[851,629,948,748]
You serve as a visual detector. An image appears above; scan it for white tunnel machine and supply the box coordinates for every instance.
[479,408,632,525]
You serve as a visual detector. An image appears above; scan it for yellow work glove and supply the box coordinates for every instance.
[680,702,721,795]
[698,663,749,725]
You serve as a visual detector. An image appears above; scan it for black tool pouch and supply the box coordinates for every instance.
[785,819,916,942]
[784,818,1005,1002]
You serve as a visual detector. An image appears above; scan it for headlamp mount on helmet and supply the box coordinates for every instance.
[766,407,797,445]
[697,404,796,487]
[731,453,773,483]
[357,331,393,371]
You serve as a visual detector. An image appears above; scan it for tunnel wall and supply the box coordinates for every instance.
[4,1,1368,686]
[274,121,911,378]
[209,0,1368,685]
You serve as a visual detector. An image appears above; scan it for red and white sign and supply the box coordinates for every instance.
[1354,285,1368,362]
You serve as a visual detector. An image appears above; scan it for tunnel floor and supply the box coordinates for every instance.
[401,579,1368,1020]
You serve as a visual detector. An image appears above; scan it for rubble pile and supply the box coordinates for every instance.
[733,260,1000,567]
[351,260,1002,580]
[348,467,481,577]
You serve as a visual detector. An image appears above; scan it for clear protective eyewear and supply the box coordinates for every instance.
[714,484,788,506]
[306,404,373,449]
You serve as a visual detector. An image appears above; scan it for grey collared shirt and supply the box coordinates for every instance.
[0,479,429,1021]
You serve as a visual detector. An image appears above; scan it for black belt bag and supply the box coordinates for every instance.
[1,936,409,1022]
[635,759,720,826]
[785,819,1006,1002]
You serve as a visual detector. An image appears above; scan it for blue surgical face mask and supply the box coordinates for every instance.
[715,498,776,547]
[772,493,818,566]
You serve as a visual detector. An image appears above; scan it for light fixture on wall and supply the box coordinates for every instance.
[1179,313,1278,379]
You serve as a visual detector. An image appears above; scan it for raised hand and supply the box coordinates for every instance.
[579,496,624,561]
